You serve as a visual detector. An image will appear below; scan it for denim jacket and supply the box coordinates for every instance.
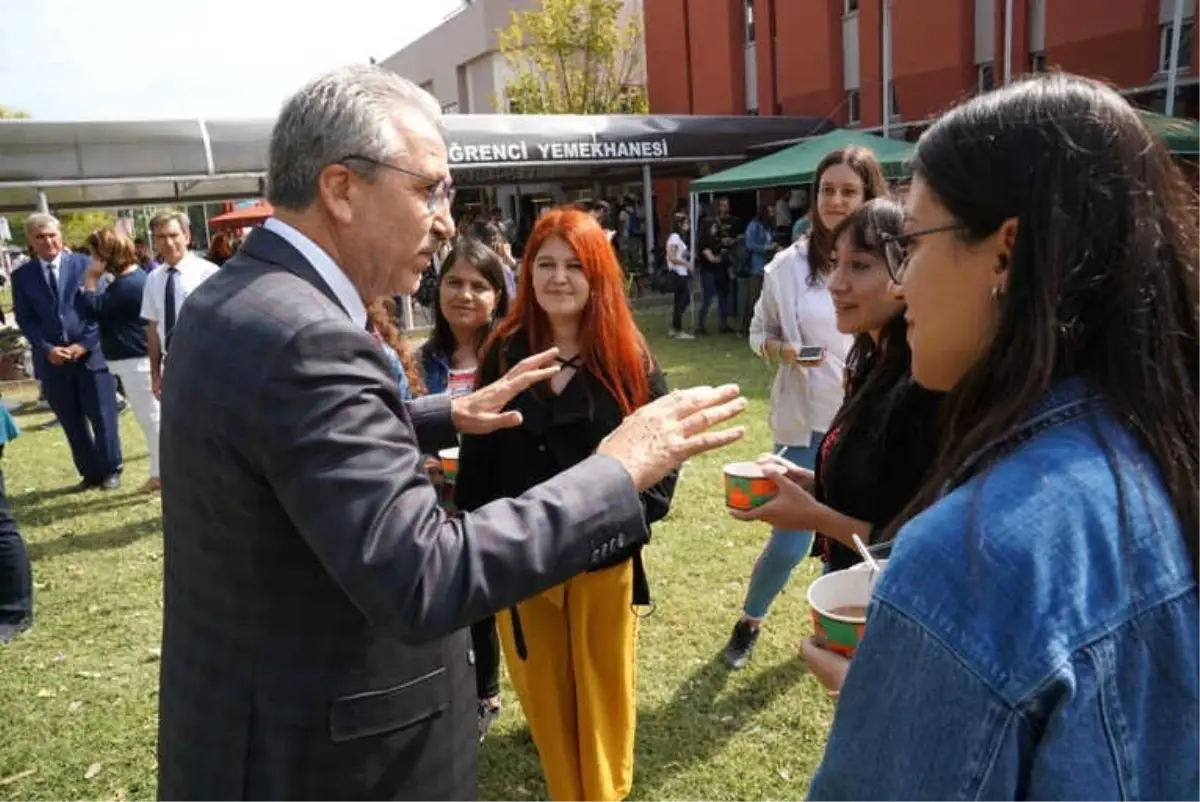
[420,349,452,396]
[809,378,1199,800]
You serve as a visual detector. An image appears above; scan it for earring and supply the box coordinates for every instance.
[991,285,1003,302]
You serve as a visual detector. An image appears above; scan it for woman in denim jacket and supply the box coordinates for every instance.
[807,74,1199,800]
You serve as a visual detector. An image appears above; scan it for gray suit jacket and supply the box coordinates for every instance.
[155,228,648,801]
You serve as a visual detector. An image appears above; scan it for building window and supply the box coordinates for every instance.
[844,0,859,14]
[1030,52,1046,73]
[977,62,996,92]
[1159,20,1195,73]
[889,82,900,117]
[745,0,755,44]
[847,89,861,125]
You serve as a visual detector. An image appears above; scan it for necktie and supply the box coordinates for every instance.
[45,262,58,299]
[163,268,178,346]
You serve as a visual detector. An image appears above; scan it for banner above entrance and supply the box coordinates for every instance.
[0,114,831,212]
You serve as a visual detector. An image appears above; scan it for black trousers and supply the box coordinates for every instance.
[471,616,501,699]
[0,445,32,629]
[671,272,692,331]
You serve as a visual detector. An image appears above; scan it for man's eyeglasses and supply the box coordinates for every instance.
[879,222,966,282]
[338,155,455,213]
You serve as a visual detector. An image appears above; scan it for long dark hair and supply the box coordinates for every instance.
[808,146,889,285]
[827,198,912,437]
[897,73,1199,574]
[419,239,512,365]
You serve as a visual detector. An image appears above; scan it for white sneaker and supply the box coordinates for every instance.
[667,329,678,338]
[675,331,695,340]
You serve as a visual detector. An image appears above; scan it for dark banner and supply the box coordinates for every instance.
[443,114,830,169]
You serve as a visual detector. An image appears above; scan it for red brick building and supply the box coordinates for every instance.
[646,0,1198,212]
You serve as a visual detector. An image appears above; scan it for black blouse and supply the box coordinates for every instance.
[813,374,943,572]
[454,335,677,605]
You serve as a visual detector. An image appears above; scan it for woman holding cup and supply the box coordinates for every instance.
[418,238,511,740]
[808,74,1199,799]
[721,146,887,670]
[455,207,675,802]
[729,198,942,683]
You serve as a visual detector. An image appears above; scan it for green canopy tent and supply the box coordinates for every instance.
[1139,110,1200,157]
[689,129,916,194]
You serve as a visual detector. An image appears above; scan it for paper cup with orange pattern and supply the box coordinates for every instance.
[806,562,886,658]
[438,447,460,484]
[723,461,778,511]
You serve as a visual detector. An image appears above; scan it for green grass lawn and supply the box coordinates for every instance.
[0,311,834,801]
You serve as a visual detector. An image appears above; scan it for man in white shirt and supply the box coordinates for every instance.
[140,211,219,400]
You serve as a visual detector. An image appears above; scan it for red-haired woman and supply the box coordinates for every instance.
[455,207,676,801]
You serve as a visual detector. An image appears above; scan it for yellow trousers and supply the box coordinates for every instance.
[497,560,638,802]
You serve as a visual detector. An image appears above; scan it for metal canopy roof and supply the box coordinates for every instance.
[0,114,832,213]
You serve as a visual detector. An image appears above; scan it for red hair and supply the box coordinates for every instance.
[483,206,650,415]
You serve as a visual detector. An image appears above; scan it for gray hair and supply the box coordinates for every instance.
[267,65,445,210]
[150,210,190,235]
[24,212,61,237]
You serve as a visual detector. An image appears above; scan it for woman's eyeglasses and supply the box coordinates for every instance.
[879,223,966,282]
[338,155,456,213]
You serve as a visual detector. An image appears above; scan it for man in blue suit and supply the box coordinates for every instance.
[13,214,122,490]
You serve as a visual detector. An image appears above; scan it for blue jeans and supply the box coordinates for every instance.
[698,270,729,331]
[741,434,824,620]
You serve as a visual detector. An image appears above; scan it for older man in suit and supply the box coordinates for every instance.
[12,214,122,490]
[156,65,746,801]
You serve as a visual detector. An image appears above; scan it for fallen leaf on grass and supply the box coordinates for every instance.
[778,768,792,782]
[52,652,66,663]
[68,700,83,712]
[110,787,127,801]
[36,688,55,698]
[0,767,36,785]
[77,670,104,679]
[85,762,103,779]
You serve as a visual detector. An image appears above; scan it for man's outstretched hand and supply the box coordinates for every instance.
[450,348,561,436]
[597,384,746,491]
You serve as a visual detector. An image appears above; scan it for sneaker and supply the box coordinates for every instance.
[722,619,761,670]
[477,698,501,742]
[667,329,679,338]
[675,331,695,340]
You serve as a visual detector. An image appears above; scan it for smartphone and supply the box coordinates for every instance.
[796,345,825,364]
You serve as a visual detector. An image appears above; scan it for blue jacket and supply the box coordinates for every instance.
[421,349,453,396]
[810,378,1199,800]
[12,253,105,372]
[744,219,773,277]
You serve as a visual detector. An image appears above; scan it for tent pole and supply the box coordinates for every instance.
[1166,0,1185,116]
[36,191,49,214]
[641,162,654,281]
[689,191,698,333]
[202,202,211,250]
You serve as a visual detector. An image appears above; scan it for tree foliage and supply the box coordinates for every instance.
[498,0,648,115]
[0,105,30,119]
[5,211,116,249]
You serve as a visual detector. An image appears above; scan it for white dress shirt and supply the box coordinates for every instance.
[262,217,367,329]
[140,253,220,345]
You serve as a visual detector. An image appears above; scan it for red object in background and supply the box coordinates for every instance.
[209,200,273,230]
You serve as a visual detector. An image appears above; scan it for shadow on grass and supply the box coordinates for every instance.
[17,491,155,528]
[479,653,804,800]
[28,515,161,562]
[632,654,805,796]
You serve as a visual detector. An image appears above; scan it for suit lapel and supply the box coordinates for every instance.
[239,228,351,320]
